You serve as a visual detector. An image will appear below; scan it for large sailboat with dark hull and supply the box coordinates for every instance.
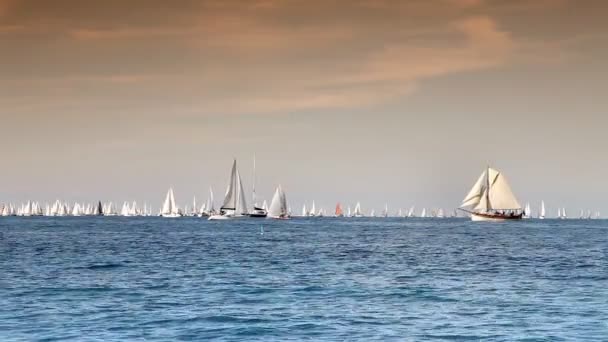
[459,166,523,222]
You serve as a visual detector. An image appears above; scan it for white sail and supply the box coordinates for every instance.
[437,208,445,218]
[461,171,487,208]
[353,202,362,217]
[206,187,215,214]
[462,167,521,211]
[161,188,180,217]
[310,201,316,217]
[267,185,288,219]
[302,204,307,217]
[539,201,546,219]
[407,206,415,217]
[420,208,426,218]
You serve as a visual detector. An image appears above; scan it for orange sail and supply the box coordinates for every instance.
[335,203,344,217]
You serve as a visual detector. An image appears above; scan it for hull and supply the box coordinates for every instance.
[208,215,230,220]
[267,216,290,220]
[161,213,181,218]
[249,213,267,218]
[470,212,522,222]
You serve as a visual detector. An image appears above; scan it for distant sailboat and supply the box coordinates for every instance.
[420,208,426,218]
[267,185,289,219]
[382,203,389,218]
[335,203,344,217]
[437,208,445,218]
[539,201,546,220]
[459,166,522,221]
[209,160,248,220]
[161,187,181,218]
[407,206,415,218]
[309,201,316,217]
[250,155,267,218]
[353,202,363,218]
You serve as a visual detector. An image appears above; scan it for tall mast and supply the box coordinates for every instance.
[486,165,490,210]
[252,154,257,206]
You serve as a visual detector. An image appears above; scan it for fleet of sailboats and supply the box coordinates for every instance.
[0,161,602,221]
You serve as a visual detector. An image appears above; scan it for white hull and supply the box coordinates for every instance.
[208,215,231,220]
[470,212,522,222]
[267,215,290,220]
[161,213,181,218]
[471,213,507,222]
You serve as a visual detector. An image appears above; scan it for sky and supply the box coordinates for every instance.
[1,0,607,215]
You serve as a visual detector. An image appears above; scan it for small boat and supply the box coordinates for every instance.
[309,201,316,217]
[249,155,267,218]
[267,185,290,219]
[301,204,307,217]
[420,208,426,218]
[160,187,181,218]
[539,201,546,219]
[407,206,415,218]
[459,166,523,221]
[382,204,389,218]
[335,203,344,217]
[200,187,216,217]
[208,160,248,220]
[437,208,445,218]
[352,202,363,218]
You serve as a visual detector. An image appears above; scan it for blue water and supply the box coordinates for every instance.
[1,217,607,341]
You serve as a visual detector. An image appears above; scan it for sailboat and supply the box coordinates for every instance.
[382,204,389,218]
[407,206,415,218]
[459,166,523,221]
[200,187,216,217]
[353,202,363,218]
[209,159,248,220]
[539,201,546,220]
[267,185,289,219]
[335,203,344,217]
[309,201,316,217]
[160,187,181,218]
[250,155,267,218]
[420,208,426,218]
[301,204,307,217]
[437,208,445,218]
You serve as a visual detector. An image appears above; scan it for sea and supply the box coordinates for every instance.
[1,217,607,341]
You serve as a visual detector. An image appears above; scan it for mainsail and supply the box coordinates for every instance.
[461,167,521,211]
